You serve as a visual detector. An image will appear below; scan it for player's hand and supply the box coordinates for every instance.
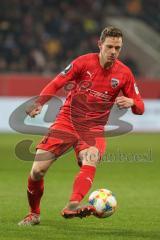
[25,102,43,118]
[115,96,134,109]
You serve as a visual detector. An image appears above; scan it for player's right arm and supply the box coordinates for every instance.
[26,60,82,118]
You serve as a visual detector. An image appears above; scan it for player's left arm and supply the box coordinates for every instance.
[115,71,144,115]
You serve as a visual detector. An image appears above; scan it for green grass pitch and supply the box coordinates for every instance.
[0,133,160,240]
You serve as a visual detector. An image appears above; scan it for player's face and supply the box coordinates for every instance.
[98,37,122,66]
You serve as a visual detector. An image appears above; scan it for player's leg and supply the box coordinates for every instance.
[18,149,56,226]
[28,149,56,213]
[62,146,102,218]
[70,146,100,200]
[18,125,77,225]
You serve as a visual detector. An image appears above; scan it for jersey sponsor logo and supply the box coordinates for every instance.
[134,83,139,95]
[61,63,72,75]
[87,89,111,101]
[111,78,119,88]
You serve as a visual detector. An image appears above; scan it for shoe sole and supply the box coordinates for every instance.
[77,207,95,218]
[18,220,40,226]
[62,206,95,219]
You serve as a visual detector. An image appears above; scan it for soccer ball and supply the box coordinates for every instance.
[88,188,117,218]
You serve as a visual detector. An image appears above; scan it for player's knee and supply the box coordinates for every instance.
[31,167,46,180]
[79,146,100,166]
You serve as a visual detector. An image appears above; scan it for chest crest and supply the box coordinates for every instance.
[111,78,120,88]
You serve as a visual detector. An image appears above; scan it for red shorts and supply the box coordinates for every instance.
[37,119,106,164]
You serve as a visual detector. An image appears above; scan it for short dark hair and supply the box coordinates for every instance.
[100,26,123,42]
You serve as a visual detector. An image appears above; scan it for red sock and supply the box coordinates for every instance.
[70,165,96,202]
[27,176,44,214]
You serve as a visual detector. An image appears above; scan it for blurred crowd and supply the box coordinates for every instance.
[0,0,159,75]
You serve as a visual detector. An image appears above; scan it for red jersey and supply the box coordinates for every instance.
[38,53,144,130]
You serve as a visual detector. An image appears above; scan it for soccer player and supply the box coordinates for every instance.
[18,26,144,225]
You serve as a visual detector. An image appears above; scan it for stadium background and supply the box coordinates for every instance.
[0,1,160,240]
